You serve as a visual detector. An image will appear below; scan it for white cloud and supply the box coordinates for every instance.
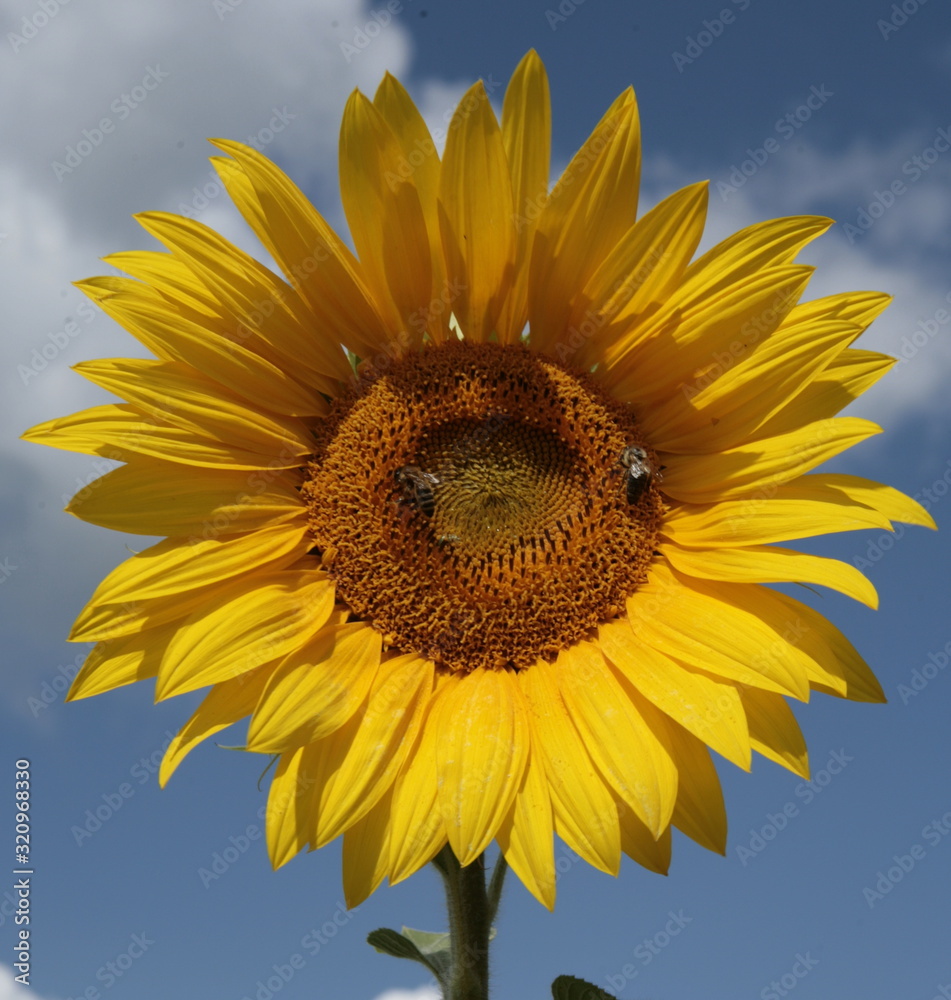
[1,0,411,235]
[372,988,441,1000]
[0,965,56,999]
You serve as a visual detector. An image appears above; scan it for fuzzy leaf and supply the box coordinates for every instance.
[366,927,447,983]
[551,974,617,1000]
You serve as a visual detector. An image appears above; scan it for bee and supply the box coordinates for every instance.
[618,445,654,505]
[394,465,439,517]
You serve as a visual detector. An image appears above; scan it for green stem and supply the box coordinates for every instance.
[434,846,491,1000]
[485,854,508,927]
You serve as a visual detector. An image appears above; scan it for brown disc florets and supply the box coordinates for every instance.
[303,341,663,672]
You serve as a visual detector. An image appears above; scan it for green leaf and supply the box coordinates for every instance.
[551,974,618,1000]
[367,923,499,989]
[400,927,451,954]
[401,927,453,980]
[367,928,430,963]
[366,928,447,985]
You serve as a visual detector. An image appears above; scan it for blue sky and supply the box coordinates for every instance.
[2,0,951,998]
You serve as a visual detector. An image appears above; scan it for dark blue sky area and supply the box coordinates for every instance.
[405,0,951,166]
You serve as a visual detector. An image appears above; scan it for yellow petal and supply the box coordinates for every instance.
[70,585,219,642]
[66,461,304,537]
[310,654,434,848]
[529,93,640,352]
[497,50,551,345]
[133,212,351,384]
[570,182,708,367]
[734,586,884,702]
[210,140,388,358]
[682,215,832,290]
[87,284,324,417]
[388,683,449,883]
[756,349,896,436]
[608,266,813,400]
[496,745,556,909]
[340,91,433,345]
[80,523,310,605]
[519,660,621,875]
[558,641,678,837]
[74,274,141,306]
[434,666,528,865]
[696,290,889,446]
[740,689,809,778]
[644,320,859,453]
[438,82,516,342]
[661,418,881,504]
[372,72,446,337]
[785,289,891,331]
[72,358,319,455]
[266,746,311,869]
[664,724,728,854]
[159,666,274,785]
[342,787,393,908]
[599,621,751,769]
[103,250,222,317]
[246,623,381,752]
[662,480,891,549]
[630,563,810,700]
[661,542,878,608]
[615,796,671,874]
[66,622,179,701]
[157,571,335,699]
[25,403,307,470]
[818,473,936,530]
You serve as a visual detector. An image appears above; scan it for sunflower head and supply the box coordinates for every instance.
[305,338,663,672]
[25,50,934,909]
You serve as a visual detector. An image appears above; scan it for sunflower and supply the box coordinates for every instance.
[25,51,933,910]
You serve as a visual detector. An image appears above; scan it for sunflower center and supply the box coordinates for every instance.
[303,341,663,671]
[418,415,588,549]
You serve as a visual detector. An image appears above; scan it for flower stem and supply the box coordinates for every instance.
[486,854,508,927]
[433,846,491,1000]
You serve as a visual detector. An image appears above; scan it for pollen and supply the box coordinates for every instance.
[303,341,663,671]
